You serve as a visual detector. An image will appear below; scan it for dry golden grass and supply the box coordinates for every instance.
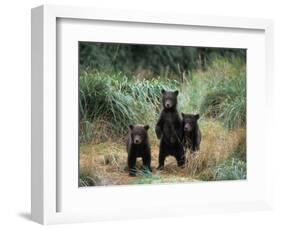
[79,119,246,186]
[184,120,245,178]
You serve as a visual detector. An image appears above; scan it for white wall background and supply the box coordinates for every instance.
[0,0,280,229]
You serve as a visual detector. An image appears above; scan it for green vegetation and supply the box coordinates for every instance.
[199,62,246,128]
[79,43,246,185]
[198,139,246,181]
[79,42,246,78]
[213,157,246,181]
[79,72,178,143]
[79,170,97,187]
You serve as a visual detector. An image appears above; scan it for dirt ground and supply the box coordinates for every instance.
[80,143,198,186]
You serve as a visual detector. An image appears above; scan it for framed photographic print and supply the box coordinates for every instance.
[31,5,274,225]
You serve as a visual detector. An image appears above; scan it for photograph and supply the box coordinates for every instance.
[78,42,246,186]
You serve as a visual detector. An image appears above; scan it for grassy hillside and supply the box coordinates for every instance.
[79,56,246,186]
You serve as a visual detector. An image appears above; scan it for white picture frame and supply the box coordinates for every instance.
[31,5,274,225]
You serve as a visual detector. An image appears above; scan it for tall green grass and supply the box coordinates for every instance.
[178,57,246,129]
[200,76,246,129]
[79,57,246,144]
[79,71,178,143]
[201,144,247,181]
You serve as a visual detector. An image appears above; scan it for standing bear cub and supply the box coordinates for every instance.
[181,113,201,153]
[127,124,152,176]
[155,89,185,170]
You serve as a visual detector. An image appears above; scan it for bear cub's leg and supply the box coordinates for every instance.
[175,146,186,168]
[128,153,137,176]
[142,153,152,172]
[157,143,166,170]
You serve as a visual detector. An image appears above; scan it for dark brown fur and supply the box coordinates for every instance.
[126,125,151,176]
[182,113,201,153]
[155,90,185,170]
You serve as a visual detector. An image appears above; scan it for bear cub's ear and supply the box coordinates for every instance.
[129,124,134,130]
[144,125,150,130]
[181,112,186,118]
[161,89,166,94]
[174,90,179,96]
[195,114,200,120]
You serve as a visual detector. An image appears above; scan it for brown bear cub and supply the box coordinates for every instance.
[155,90,185,170]
[181,113,201,153]
[126,124,152,176]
